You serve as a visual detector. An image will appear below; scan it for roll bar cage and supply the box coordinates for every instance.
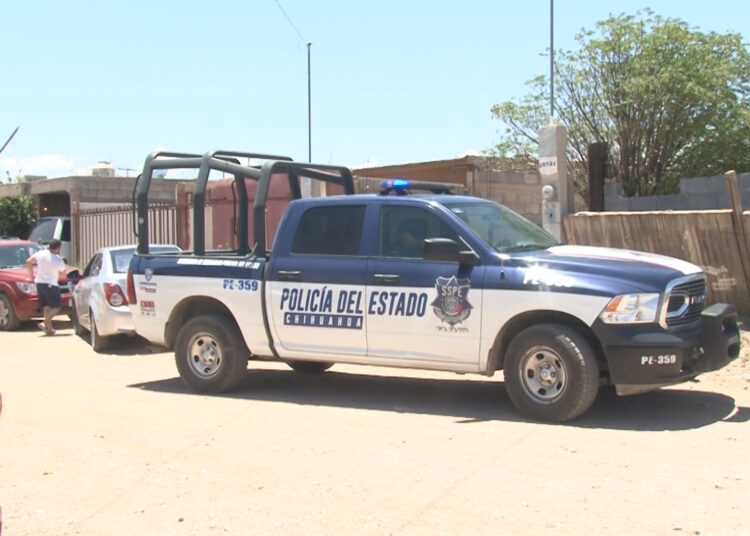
[133,149,355,256]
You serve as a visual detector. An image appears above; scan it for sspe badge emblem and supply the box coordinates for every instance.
[144,268,154,281]
[432,276,472,325]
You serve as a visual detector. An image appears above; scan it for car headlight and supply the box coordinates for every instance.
[600,293,660,324]
[15,282,38,294]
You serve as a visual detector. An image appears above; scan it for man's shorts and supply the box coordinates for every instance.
[36,283,62,309]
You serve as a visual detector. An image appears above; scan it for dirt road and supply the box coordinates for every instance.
[1,322,749,535]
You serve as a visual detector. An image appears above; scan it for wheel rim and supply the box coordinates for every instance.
[0,300,8,327]
[187,332,223,379]
[518,346,568,404]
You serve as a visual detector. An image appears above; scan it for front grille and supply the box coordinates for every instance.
[665,277,705,328]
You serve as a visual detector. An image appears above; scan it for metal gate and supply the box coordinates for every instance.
[73,204,178,266]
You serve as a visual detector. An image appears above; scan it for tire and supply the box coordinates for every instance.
[285,360,333,374]
[89,309,109,353]
[174,314,248,393]
[0,294,20,331]
[71,302,85,336]
[503,323,599,423]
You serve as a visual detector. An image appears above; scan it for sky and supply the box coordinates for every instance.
[1,0,748,180]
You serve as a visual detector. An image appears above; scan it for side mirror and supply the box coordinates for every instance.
[66,269,82,282]
[423,238,480,265]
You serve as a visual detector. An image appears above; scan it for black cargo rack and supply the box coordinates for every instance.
[133,150,355,256]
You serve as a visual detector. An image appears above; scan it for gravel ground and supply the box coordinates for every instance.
[0,319,748,536]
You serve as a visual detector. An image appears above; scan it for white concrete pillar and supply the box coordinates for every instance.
[538,124,572,240]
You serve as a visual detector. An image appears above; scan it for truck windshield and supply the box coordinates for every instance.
[0,244,43,268]
[444,202,559,253]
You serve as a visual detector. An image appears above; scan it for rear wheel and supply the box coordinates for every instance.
[504,323,599,422]
[89,310,109,353]
[0,294,20,331]
[71,302,85,336]
[175,314,248,393]
[285,360,333,373]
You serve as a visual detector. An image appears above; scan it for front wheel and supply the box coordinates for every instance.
[504,324,599,422]
[0,294,20,331]
[174,314,248,393]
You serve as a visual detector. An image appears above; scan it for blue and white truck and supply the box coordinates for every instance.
[127,150,740,422]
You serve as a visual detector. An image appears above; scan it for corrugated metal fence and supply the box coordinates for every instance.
[73,204,178,266]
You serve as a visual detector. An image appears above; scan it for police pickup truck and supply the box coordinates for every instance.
[127,150,740,422]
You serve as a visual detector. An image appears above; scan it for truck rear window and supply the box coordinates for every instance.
[292,206,365,256]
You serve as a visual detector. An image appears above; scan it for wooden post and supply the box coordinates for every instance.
[587,142,607,211]
[725,170,750,296]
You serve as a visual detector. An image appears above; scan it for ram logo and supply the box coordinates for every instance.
[690,294,706,306]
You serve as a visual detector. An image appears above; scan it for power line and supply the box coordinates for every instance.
[274,0,305,43]
[273,0,312,162]
[0,126,20,157]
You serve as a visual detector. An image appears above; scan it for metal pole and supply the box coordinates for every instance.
[549,0,554,123]
[307,42,312,162]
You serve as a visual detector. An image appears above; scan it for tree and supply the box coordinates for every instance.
[489,10,750,197]
[0,195,36,238]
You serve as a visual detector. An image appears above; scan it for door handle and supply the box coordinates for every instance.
[277,270,301,281]
[373,273,400,285]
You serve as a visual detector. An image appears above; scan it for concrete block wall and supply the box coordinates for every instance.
[0,175,187,206]
[604,172,750,211]
[473,167,542,225]
[71,176,181,204]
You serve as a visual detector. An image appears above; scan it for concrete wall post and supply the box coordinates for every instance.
[538,125,571,240]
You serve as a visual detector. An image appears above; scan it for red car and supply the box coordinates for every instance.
[0,238,79,331]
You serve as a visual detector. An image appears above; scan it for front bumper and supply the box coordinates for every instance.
[14,292,74,321]
[593,303,740,395]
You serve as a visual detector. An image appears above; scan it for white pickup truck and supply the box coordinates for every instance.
[127,150,740,422]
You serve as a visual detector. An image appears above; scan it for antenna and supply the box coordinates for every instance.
[118,167,136,177]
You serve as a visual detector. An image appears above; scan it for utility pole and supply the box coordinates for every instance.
[307,42,312,162]
[549,0,554,123]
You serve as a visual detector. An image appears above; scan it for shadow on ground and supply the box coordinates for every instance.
[129,366,744,432]
[16,320,169,355]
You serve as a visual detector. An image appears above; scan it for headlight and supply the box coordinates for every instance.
[16,282,38,294]
[600,293,660,324]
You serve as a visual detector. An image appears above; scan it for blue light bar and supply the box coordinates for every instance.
[380,178,411,194]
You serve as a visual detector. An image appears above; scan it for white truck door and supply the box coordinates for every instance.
[267,204,368,358]
[365,205,483,369]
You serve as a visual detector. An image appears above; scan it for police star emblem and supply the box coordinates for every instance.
[431,276,472,325]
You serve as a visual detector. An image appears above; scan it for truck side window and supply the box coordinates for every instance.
[292,205,365,256]
[61,218,71,242]
[378,206,458,258]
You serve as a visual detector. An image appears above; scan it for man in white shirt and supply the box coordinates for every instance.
[26,239,66,335]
